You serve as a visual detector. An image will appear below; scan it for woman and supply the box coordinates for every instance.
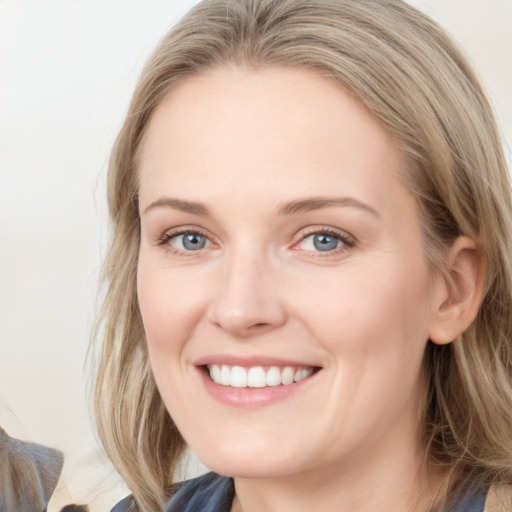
[95,0,512,510]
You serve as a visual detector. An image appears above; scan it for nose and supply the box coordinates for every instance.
[206,253,287,338]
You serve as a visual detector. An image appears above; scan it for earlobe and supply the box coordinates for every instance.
[429,236,486,345]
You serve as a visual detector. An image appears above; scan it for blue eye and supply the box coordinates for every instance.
[170,232,208,251]
[299,232,345,252]
[312,233,339,251]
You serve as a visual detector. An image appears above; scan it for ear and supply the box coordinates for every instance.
[429,236,486,345]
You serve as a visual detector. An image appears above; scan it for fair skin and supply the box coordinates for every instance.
[137,66,482,512]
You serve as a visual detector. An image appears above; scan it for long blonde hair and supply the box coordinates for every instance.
[94,0,512,510]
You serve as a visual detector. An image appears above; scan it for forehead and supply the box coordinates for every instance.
[140,65,390,157]
[137,65,410,219]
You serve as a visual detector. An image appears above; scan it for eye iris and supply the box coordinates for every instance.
[182,233,206,250]
[313,234,338,251]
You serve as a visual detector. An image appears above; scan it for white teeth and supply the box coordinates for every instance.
[207,364,315,388]
[266,366,282,387]
[221,365,231,385]
[230,366,247,387]
[281,366,295,385]
[294,367,314,382]
[210,364,221,383]
[247,366,266,388]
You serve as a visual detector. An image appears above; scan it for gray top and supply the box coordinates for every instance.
[0,427,64,512]
[111,472,487,512]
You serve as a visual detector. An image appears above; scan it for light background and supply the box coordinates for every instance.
[0,1,510,510]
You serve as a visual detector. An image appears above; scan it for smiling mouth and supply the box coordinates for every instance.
[206,364,318,388]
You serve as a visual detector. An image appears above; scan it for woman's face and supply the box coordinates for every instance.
[137,66,445,480]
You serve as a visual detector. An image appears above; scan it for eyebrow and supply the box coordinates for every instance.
[279,197,379,217]
[143,197,209,216]
[142,195,379,218]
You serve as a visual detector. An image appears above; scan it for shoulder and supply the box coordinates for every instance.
[109,473,234,512]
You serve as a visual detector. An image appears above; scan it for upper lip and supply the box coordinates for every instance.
[194,354,320,368]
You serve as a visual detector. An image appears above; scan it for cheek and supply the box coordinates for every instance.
[295,257,434,360]
[136,260,209,411]
[137,259,206,354]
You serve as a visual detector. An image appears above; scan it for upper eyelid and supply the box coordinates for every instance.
[296,226,356,243]
[152,226,216,251]
[158,229,215,256]
[160,226,212,240]
[171,232,212,249]
[291,227,356,255]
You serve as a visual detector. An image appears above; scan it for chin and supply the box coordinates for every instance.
[204,459,294,480]
[193,442,302,479]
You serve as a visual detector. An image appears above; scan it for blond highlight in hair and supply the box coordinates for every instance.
[94,1,512,510]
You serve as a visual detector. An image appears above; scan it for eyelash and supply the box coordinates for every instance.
[156,226,356,257]
[157,228,213,256]
[294,227,355,256]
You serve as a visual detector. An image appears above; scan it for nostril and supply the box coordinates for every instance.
[250,322,270,329]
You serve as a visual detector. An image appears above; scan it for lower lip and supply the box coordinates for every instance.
[197,366,319,408]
